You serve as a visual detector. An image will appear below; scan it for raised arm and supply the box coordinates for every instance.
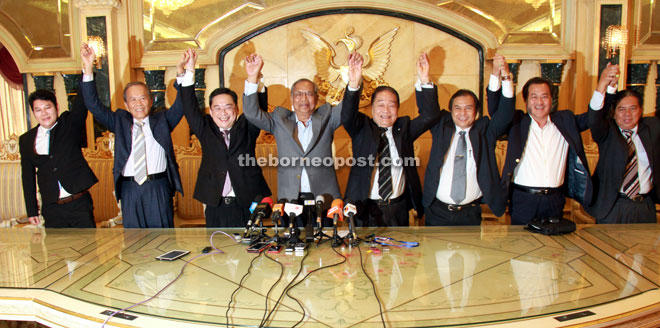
[589,62,619,142]
[410,52,442,139]
[164,49,192,129]
[340,52,366,135]
[242,53,274,133]
[80,43,116,131]
[178,49,204,136]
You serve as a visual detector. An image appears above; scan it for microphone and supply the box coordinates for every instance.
[243,195,262,238]
[300,194,316,243]
[269,201,285,244]
[315,194,327,227]
[343,199,358,244]
[271,203,284,227]
[327,199,344,247]
[251,196,273,228]
[326,199,344,224]
[284,201,304,244]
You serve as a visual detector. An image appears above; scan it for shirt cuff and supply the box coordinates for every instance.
[178,70,195,87]
[488,74,500,92]
[501,80,514,98]
[590,90,605,110]
[607,85,617,94]
[82,73,93,82]
[244,80,258,95]
[414,78,434,91]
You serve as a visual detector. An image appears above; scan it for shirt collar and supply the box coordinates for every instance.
[618,125,638,135]
[530,114,553,130]
[454,125,472,134]
[38,121,58,135]
[133,117,149,127]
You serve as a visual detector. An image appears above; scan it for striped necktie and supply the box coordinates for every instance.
[133,122,147,185]
[377,128,392,201]
[621,129,639,198]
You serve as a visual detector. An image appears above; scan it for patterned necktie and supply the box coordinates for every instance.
[450,131,467,204]
[221,130,233,196]
[133,122,147,185]
[621,129,639,198]
[377,128,392,201]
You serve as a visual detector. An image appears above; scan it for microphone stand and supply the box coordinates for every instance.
[269,215,284,245]
[315,216,332,246]
[331,215,345,248]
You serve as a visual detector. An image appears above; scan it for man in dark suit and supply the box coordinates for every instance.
[423,54,513,226]
[20,90,98,228]
[179,49,271,227]
[492,74,593,225]
[342,53,441,227]
[587,63,660,223]
[80,44,184,228]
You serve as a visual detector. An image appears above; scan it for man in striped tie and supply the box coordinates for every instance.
[587,63,660,223]
[80,44,184,228]
[342,53,441,227]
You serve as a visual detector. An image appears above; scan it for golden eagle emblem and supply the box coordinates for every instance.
[301,27,399,105]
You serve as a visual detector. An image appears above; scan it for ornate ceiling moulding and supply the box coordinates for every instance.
[72,0,121,9]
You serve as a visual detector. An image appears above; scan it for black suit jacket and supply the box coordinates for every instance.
[20,94,98,217]
[342,86,441,215]
[490,90,593,206]
[181,84,271,207]
[422,89,513,216]
[586,93,660,220]
[80,79,183,200]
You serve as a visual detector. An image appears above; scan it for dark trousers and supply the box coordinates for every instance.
[205,198,250,228]
[598,195,656,224]
[510,188,565,225]
[357,197,409,227]
[425,198,482,226]
[120,175,173,228]
[41,192,95,228]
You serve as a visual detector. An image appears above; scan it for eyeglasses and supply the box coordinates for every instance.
[293,91,315,98]
[211,104,236,111]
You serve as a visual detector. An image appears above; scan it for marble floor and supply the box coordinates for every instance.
[1,225,660,327]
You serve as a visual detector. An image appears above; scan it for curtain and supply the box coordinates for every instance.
[0,47,22,86]
[0,72,27,140]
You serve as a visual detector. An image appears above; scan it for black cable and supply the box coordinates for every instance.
[357,243,386,328]
[287,246,348,328]
[260,251,285,327]
[226,252,263,328]
[261,249,310,326]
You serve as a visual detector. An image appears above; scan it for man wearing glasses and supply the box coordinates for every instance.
[179,49,271,227]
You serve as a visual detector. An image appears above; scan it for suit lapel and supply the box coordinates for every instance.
[304,110,322,156]
[287,113,304,153]
[520,114,531,150]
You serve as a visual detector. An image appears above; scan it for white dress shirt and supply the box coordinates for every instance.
[514,115,568,188]
[35,123,72,198]
[436,127,482,204]
[295,117,313,193]
[369,126,406,200]
[123,118,167,177]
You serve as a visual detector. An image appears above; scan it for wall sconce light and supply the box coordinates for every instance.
[86,35,106,69]
[602,25,628,59]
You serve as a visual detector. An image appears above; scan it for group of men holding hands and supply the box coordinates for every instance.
[20,44,659,229]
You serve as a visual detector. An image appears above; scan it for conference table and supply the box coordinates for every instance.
[1,224,659,327]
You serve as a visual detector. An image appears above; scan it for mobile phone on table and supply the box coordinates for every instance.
[267,245,282,253]
[246,242,270,253]
[156,250,190,261]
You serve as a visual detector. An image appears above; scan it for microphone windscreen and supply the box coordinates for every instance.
[326,199,344,220]
[261,196,273,206]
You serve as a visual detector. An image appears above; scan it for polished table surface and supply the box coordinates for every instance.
[1,225,660,327]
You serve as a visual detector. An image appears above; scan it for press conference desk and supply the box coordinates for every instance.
[1,225,660,327]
